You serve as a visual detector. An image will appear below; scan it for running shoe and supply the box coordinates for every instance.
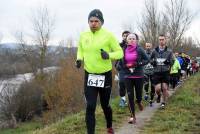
[160,103,165,109]
[107,127,114,134]
[144,94,149,101]
[119,99,126,107]
[128,117,136,124]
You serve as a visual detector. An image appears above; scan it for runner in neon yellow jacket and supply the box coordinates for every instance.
[77,28,123,73]
[170,59,181,74]
[170,58,181,89]
[76,9,123,134]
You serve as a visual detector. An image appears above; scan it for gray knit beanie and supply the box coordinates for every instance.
[88,9,104,24]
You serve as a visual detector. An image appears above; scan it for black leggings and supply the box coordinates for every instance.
[118,72,126,97]
[84,71,112,134]
[119,81,126,97]
[170,73,178,89]
[125,78,143,116]
[144,74,155,100]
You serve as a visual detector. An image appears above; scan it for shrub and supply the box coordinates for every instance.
[14,80,44,122]
[0,83,18,129]
[0,79,44,126]
[41,55,85,124]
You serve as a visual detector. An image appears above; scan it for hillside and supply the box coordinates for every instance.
[17,74,200,134]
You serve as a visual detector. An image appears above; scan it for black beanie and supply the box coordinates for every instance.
[88,9,104,24]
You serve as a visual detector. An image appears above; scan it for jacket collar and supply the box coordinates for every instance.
[155,46,168,52]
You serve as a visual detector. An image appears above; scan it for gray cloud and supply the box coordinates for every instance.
[0,0,199,43]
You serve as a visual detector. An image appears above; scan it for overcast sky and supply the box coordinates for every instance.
[0,0,199,45]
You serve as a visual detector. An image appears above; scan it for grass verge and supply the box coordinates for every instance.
[3,72,200,134]
[0,121,43,134]
[2,96,138,134]
[141,73,200,134]
[30,97,148,134]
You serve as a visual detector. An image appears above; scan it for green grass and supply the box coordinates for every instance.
[29,97,148,134]
[0,121,43,134]
[141,73,200,134]
[4,73,200,134]
[0,86,149,134]
[0,97,132,134]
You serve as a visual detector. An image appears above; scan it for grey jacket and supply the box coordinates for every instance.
[144,50,154,75]
[115,41,127,81]
[150,46,173,73]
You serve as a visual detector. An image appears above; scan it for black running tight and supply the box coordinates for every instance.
[84,71,112,134]
[125,78,143,116]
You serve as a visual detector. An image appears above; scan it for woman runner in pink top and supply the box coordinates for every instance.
[122,33,149,124]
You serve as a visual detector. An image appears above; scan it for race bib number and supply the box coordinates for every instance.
[145,63,154,69]
[156,58,166,65]
[87,74,105,88]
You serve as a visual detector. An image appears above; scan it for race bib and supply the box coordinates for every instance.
[145,63,154,69]
[87,74,105,88]
[156,58,166,65]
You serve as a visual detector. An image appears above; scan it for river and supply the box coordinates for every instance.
[0,66,58,94]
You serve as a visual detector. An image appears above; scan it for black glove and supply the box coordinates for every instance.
[101,49,109,59]
[75,60,81,68]
[163,60,170,65]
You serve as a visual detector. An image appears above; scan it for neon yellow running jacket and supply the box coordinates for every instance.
[170,59,181,74]
[77,28,123,73]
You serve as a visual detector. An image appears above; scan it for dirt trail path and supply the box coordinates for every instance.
[116,89,176,134]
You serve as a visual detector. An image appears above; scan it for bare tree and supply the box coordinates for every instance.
[164,0,194,50]
[121,23,135,33]
[31,6,55,74]
[16,6,55,75]
[138,0,162,47]
[0,82,17,129]
[15,32,39,75]
[194,37,200,48]
[180,37,200,57]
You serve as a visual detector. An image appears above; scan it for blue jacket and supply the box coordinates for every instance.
[177,56,183,66]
